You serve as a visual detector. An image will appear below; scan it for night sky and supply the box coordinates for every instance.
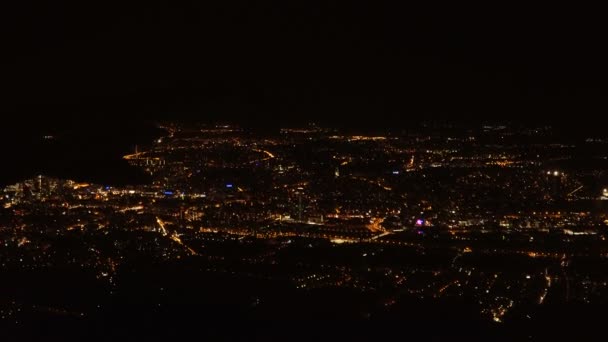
[2,2,608,131]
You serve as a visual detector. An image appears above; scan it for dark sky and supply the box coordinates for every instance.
[2,2,608,131]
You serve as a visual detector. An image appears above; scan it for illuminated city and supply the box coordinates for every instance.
[4,2,608,340]
[2,122,608,339]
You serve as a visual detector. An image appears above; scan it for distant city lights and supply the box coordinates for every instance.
[5,122,608,329]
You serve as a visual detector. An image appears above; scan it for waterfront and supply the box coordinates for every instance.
[0,119,162,186]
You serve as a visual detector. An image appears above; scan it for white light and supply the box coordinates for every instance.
[553,171,559,176]
[546,171,551,175]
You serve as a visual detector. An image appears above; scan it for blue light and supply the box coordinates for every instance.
[164,191,174,195]
[392,171,400,175]
[105,186,110,190]
[226,184,233,188]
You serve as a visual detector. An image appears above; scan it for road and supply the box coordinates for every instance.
[156,217,198,256]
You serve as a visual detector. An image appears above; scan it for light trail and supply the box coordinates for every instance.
[567,185,583,197]
[259,150,275,158]
[198,226,423,248]
[371,232,392,240]
[170,233,198,256]
[437,280,459,296]
[119,205,144,213]
[539,268,551,304]
[156,217,169,236]
[247,148,276,165]
[123,152,146,160]
[156,216,197,255]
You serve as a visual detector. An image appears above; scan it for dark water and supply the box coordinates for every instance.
[0,120,163,187]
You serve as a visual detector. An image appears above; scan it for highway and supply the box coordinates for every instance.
[156,217,198,255]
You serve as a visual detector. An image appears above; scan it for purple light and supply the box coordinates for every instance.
[415,219,424,226]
